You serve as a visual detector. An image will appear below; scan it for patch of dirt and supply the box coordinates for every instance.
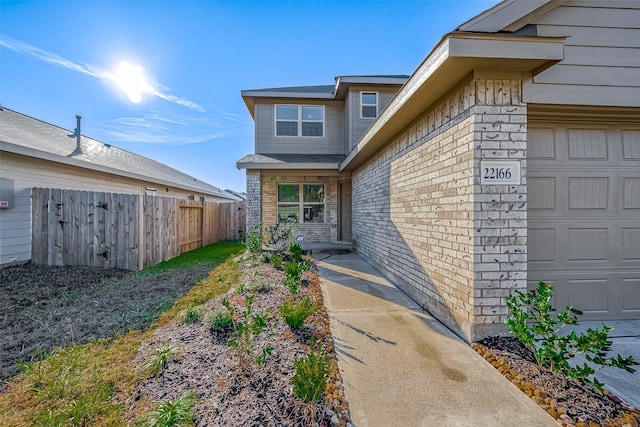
[0,262,212,381]
[130,256,351,426]
[475,336,640,426]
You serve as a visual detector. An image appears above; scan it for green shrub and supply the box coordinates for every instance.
[264,221,295,251]
[291,339,331,402]
[289,242,303,263]
[142,344,182,381]
[283,261,305,294]
[506,281,637,390]
[280,297,317,328]
[244,222,263,254]
[209,308,233,332]
[271,252,284,270]
[222,295,273,373]
[247,281,272,293]
[177,305,204,324]
[142,390,198,427]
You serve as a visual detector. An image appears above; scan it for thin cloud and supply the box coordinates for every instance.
[100,114,232,145]
[0,36,203,111]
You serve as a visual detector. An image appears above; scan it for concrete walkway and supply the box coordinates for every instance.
[315,249,557,427]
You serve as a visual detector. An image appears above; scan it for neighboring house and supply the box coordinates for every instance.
[238,0,640,342]
[0,107,240,266]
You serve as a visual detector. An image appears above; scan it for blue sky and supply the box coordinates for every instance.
[1,0,497,192]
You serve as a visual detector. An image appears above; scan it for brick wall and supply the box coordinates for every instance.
[261,173,340,242]
[246,170,262,233]
[472,79,528,339]
[352,77,528,341]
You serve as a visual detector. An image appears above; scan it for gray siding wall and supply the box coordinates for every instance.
[348,87,399,150]
[525,0,640,107]
[254,100,345,155]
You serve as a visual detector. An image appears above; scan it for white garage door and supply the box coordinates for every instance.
[527,123,640,320]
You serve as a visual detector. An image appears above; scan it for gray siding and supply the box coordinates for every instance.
[254,100,345,155]
[348,87,399,150]
[525,1,640,107]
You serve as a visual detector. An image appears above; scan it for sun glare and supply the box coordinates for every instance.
[109,62,152,103]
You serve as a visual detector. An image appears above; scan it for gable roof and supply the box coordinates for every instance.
[339,1,567,172]
[241,75,409,117]
[0,107,239,200]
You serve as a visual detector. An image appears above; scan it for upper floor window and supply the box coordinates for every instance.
[361,92,378,118]
[275,105,324,137]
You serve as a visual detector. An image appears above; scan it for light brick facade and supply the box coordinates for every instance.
[259,173,345,243]
[246,170,262,233]
[352,77,527,341]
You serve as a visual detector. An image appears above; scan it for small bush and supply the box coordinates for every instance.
[291,339,331,402]
[271,252,284,270]
[280,297,317,328]
[177,305,204,324]
[264,221,295,251]
[245,222,263,254]
[142,344,182,380]
[506,281,638,390]
[209,308,233,332]
[247,281,273,293]
[289,242,303,263]
[143,390,198,427]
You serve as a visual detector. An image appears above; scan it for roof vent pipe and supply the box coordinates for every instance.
[68,115,83,155]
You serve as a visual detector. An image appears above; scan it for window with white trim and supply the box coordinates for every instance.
[275,105,324,137]
[361,92,378,118]
[277,184,325,223]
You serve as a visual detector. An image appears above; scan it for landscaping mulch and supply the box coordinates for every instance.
[130,255,351,426]
[473,336,640,427]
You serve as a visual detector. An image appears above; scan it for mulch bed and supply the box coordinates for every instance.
[473,336,640,427]
[130,255,351,426]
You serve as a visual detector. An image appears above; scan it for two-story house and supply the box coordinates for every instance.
[237,75,408,243]
[238,0,640,342]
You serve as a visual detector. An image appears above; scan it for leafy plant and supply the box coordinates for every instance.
[291,339,331,402]
[247,281,273,293]
[209,308,233,332]
[506,281,638,390]
[271,252,284,270]
[142,390,198,427]
[264,221,296,251]
[142,344,182,381]
[280,297,317,328]
[221,295,273,373]
[289,242,303,263]
[177,305,204,324]
[284,261,304,294]
[244,222,263,254]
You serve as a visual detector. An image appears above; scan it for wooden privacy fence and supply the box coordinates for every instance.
[32,188,246,270]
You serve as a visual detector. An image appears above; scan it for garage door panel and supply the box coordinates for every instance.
[622,130,640,159]
[528,123,640,321]
[568,278,609,314]
[623,178,640,208]
[567,228,608,261]
[622,279,640,313]
[623,228,640,260]
[568,128,608,160]
[568,177,608,209]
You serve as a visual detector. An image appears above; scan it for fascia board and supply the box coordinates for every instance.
[340,34,565,172]
[236,160,339,170]
[1,141,233,199]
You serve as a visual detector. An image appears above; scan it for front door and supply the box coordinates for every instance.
[340,181,352,241]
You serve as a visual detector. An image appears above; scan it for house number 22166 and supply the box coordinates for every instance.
[483,167,512,180]
[480,160,520,185]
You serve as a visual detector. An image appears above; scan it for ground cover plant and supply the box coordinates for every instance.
[475,282,639,426]
[0,239,350,426]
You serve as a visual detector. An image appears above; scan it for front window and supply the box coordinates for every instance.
[361,92,378,118]
[275,105,324,137]
[277,183,325,223]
